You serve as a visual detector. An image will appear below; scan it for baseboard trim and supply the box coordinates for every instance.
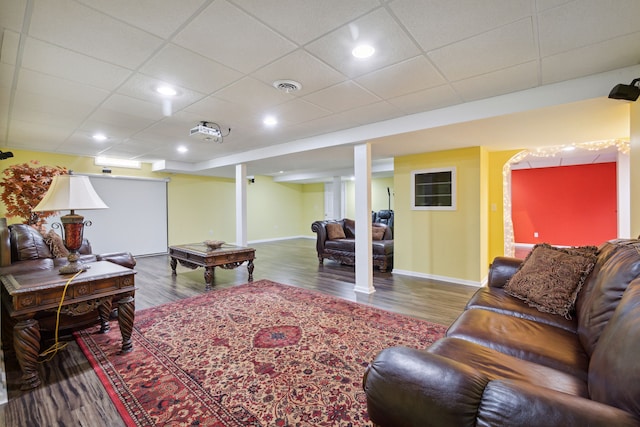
[248,235,314,244]
[392,269,484,288]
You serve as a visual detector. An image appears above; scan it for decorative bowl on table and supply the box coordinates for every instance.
[204,240,225,250]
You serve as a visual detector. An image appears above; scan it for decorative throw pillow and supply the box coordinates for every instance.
[326,223,346,240]
[44,229,70,258]
[372,226,385,241]
[504,243,598,319]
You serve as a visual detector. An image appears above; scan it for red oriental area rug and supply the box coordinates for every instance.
[75,280,446,426]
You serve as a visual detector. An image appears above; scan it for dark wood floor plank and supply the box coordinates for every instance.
[1,238,477,426]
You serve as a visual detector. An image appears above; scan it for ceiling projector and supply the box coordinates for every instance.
[189,121,230,143]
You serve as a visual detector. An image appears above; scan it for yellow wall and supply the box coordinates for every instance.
[247,175,304,241]
[0,149,319,245]
[345,176,394,218]
[301,183,324,236]
[394,147,486,283]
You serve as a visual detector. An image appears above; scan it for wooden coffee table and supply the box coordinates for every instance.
[0,261,136,390]
[169,243,255,290]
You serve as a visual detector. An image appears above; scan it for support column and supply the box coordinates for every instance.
[332,176,342,219]
[617,150,630,238]
[353,143,375,294]
[236,164,248,247]
[631,102,640,238]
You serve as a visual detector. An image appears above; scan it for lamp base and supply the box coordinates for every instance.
[58,261,90,275]
[58,251,90,275]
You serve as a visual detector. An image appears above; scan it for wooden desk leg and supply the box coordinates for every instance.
[204,267,214,291]
[98,299,112,333]
[247,260,254,282]
[13,317,41,390]
[117,295,135,354]
[170,257,177,275]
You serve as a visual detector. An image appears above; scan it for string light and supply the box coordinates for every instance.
[502,139,629,257]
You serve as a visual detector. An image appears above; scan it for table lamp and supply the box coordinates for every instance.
[33,174,108,274]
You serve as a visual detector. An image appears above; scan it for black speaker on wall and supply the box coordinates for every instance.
[608,78,640,101]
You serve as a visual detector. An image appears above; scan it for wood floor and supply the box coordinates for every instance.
[0,238,478,426]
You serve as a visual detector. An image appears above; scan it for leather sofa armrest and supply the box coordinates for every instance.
[487,256,523,288]
[363,346,488,427]
[97,252,136,269]
[478,380,640,427]
[311,221,328,253]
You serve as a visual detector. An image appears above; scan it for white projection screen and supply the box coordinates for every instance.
[48,174,168,256]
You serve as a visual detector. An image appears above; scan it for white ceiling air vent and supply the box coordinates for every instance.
[273,80,302,93]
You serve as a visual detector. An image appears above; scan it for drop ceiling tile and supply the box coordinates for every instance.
[428,19,537,81]
[389,0,531,51]
[1,30,20,65]
[59,134,118,156]
[140,44,242,94]
[338,101,405,126]
[541,32,640,84]
[0,0,27,32]
[251,49,347,94]
[29,0,163,69]
[535,0,573,11]
[86,108,156,132]
[76,0,207,38]
[453,61,539,102]
[231,0,380,44]
[213,77,292,111]
[21,38,131,91]
[266,99,332,125]
[174,0,297,74]
[184,96,256,129]
[12,90,94,126]
[0,63,15,89]
[355,56,445,98]
[17,68,110,106]
[387,84,460,115]
[538,0,640,56]
[8,119,73,148]
[101,94,167,121]
[305,8,421,78]
[303,80,381,113]
[116,73,206,113]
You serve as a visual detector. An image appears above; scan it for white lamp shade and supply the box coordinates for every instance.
[34,175,108,212]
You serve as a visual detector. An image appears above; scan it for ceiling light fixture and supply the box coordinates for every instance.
[608,78,640,101]
[92,133,107,142]
[189,121,231,143]
[177,146,188,153]
[156,85,177,96]
[263,116,278,126]
[352,44,375,59]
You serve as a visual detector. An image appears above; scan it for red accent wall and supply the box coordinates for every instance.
[511,162,617,246]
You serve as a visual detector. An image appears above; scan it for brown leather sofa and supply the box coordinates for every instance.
[363,239,640,426]
[0,219,136,275]
[311,218,393,272]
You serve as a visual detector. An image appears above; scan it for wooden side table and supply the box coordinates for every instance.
[1,261,136,390]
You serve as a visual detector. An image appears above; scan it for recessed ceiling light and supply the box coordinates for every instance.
[562,146,576,151]
[263,116,278,126]
[156,85,177,96]
[352,44,375,59]
[92,133,107,141]
[177,146,188,153]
